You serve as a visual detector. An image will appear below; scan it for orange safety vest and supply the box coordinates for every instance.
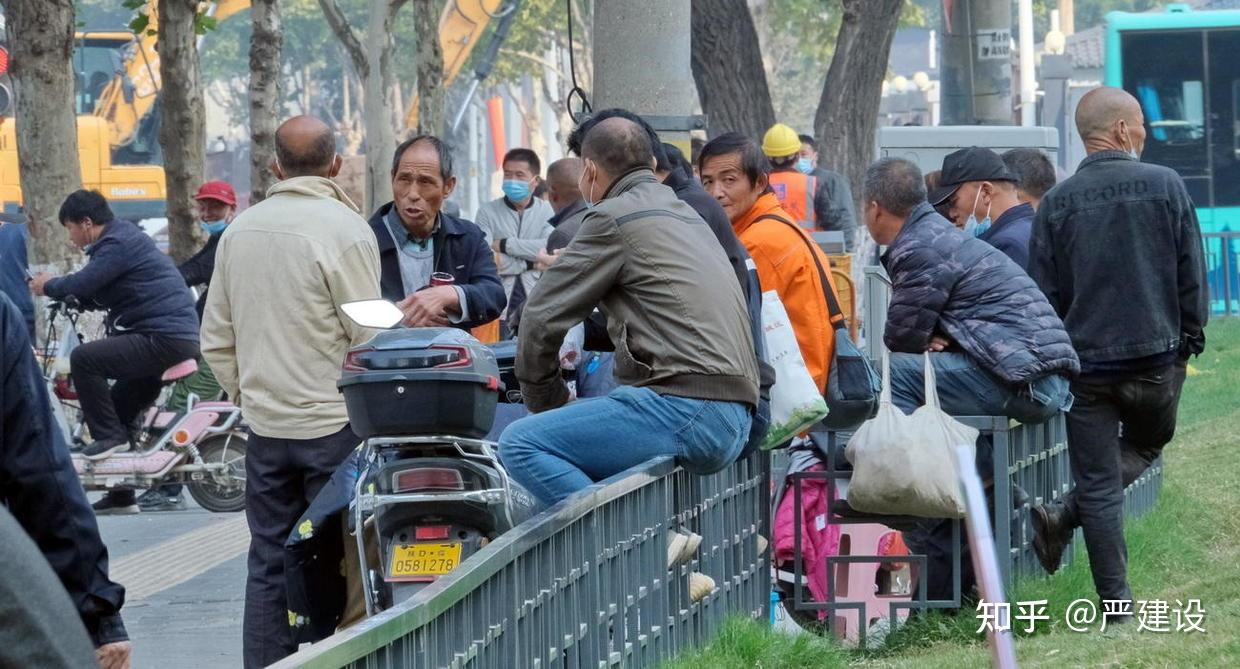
[768,171,817,230]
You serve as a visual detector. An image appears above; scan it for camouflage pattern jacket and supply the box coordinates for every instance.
[881,202,1080,385]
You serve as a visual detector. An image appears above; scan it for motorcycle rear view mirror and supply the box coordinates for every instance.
[341,300,404,329]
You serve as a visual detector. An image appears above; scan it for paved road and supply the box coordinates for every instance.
[93,495,248,669]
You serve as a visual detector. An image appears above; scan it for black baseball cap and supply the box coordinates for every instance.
[928,146,1016,206]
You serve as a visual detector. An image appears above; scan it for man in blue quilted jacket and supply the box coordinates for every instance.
[860,156,1080,601]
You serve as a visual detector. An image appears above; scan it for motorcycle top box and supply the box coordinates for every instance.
[339,328,500,439]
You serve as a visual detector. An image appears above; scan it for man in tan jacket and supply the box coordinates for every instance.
[201,116,380,668]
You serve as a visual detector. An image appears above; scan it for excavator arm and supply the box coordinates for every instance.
[91,0,502,149]
[90,0,251,150]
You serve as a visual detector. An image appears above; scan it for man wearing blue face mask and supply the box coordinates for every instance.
[135,180,238,511]
[181,180,238,318]
[474,148,555,334]
[931,147,1034,270]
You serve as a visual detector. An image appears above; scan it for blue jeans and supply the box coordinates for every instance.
[887,352,1072,423]
[499,386,752,506]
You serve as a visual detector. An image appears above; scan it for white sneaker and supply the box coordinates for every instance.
[689,572,716,603]
[666,529,703,568]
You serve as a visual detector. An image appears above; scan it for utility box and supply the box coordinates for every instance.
[877,126,1060,175]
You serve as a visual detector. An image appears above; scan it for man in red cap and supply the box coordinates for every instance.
[138,179,237,512]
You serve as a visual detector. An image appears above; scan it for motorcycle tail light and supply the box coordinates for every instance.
[414,525,451,541]
[343,348,375,371]
[392,467,465,493]
[429,345,471,368]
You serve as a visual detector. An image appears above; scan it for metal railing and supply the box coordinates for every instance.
[1203,232,1239,317]
[275,450,770,669]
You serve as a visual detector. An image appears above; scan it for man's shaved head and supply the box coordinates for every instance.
[546,157,583,190]
[1075,86,1142,143]
[274,115,338,178]
[581,117,652,179]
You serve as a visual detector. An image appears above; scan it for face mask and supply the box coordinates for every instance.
[502,179,532,202]
[578,164,598,208]
[963,187,992,237]
[201,220,228,235]
[796,157,814,175]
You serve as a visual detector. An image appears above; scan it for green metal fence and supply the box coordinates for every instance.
[274,450,770,669]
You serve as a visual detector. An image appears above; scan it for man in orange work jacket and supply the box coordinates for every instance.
[762,123,818,229]
[698,132,841,393]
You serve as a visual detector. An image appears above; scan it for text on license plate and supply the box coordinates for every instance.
[389,542,462,577]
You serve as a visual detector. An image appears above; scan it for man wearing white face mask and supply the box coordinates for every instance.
[931,147,1033,270]
[1027,87,1208,607]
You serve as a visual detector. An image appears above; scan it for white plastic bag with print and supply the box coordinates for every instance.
[760,291,829,450]
[844,352,977,518]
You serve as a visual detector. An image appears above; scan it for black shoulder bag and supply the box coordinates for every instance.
[756,214,881,430]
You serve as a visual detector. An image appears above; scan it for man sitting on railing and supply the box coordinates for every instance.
[500,116,759,507]
[860,157,1081,600]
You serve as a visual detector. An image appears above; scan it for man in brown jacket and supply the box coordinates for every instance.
[499,117,758,507]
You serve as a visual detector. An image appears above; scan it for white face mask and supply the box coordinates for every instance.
[577,162,598,208]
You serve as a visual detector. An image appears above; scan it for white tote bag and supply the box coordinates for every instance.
[759,291,829,450]
[844,352,977,518]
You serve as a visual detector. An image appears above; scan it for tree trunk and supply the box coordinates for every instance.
[361,0,409,213]
[690,0,776,139]
[320,0,407,214]
[814,0,902,282]
[2,0,81,267]
[249,0,282,205]
[814,0,903,218]
[157,0,207,262]
[413,0,445,136]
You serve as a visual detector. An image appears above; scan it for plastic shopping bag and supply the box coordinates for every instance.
[844,352,977,518]
[760,291,829,450]
[53,321,80,376]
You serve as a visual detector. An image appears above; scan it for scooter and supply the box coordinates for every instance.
[39,298,249,513]
[337,299,537,614]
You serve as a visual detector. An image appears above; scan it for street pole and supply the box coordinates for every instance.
[1019,0,1036,126]
[592,0,701,150]
[940,0,1014,125]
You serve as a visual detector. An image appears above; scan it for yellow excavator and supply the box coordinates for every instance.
[0,0,509,219]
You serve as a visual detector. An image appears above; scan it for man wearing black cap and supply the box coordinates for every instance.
[930,146,1036,270]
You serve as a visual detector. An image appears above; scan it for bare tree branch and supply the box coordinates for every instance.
[317,0,369,78]
[499,47,569,80]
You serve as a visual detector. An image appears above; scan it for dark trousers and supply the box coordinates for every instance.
[1063,362,1186,602]
[243,424,359,669]
[70,333,199,443]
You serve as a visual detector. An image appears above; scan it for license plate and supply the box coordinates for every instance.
[389,543,462,578]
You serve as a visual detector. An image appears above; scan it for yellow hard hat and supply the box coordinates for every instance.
[762,123,801,158]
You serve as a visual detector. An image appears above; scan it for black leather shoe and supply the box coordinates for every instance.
[1031,501,1074,575]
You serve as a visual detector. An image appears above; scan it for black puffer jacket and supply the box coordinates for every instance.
[882,202,1080,384]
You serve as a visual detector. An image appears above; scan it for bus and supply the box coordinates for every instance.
[1106,4,1240,315]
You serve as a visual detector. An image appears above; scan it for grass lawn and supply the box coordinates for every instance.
[666,318,1240,669]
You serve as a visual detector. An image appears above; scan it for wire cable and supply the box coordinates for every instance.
[564,0,592,117]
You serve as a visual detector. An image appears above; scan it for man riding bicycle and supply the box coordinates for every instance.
[30,190,200,515]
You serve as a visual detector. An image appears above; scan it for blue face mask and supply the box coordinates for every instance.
[963,188,992,237]
[201,220,228,235]
[502,179,532,203]
[796,157,814,174]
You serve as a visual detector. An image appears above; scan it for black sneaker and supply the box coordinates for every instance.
[1031,501,1074,575]
[82,438,131,461]
[92,493,140,516]
[137,489,185,512]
